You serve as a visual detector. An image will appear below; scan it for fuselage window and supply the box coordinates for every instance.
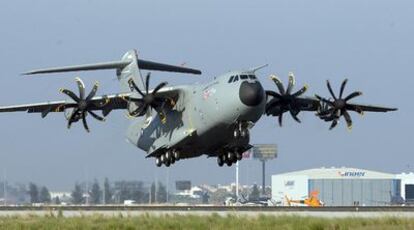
[233,75,239,82]
[228,76,234,83]
[249,75,256,80]
[240,74,248,80]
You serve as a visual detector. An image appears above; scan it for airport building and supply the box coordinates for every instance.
[271,167,412,206]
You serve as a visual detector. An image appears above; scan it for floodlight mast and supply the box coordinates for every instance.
[262,160,266,195]
[236,162,239,199]
[252,144,277,196]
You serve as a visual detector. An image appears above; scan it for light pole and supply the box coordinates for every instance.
[251,144,277,196]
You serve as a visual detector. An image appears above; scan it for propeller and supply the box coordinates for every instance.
[60,77,105,132]
[265,72,308,126]
[315,79,363,130]
[127,72,169,122]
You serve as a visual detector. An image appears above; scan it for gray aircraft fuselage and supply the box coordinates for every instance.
[126,70,266,159]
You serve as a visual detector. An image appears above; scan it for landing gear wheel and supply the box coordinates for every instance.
[240,129,248,138]
[232,154,238,163]
[171,156,176,164]
[165,160,171,167]
[220,154,226,162]
[165,151,172,161]
[227,152,235,162]
[217,156,224,167]
[155,157,162,167]
[236,152,242,161]
[173,151,180,161]
[160,154,166,164]
[233,129,240,138]
[226,160,233,167]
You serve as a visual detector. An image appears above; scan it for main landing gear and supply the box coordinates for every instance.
[217,150,243,167]
[155,150,180,167]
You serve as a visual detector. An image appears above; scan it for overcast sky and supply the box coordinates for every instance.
[0,0,412,191]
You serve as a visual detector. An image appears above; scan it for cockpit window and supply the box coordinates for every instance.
[228,75,250,83]
[240,74,248,80]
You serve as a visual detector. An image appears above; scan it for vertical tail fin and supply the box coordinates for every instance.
[118,50,145,93]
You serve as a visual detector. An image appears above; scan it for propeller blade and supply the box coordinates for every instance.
[133,104,148,117]
[289,110,301,123]
[270,75,285,94]
[145,72,151,94]
[329,119,338,130]
[82,113,90,132]
[75,77,85,99]
[326,80,337,100]
[292,85,308,97]
[278,113,283,127]
[152,82,168,94]
[335,109,341,118]
[60,89,80,102]
[354,106,364,116]
[318,108,334,117]
[286,72,295,94]
[343,110,353,130]
[67,108,79,129]
[85,82,99,101]
[339,79,348,99]
[265,90,283,99]
[129,79,145,97]
[315,94,333,106]
[344,91,362,101]
[88,110,105,121]
[265,99,281,114]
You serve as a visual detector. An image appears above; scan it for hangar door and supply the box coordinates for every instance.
[405,184,414,202]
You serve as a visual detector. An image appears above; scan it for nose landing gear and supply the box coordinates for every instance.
[233,121,249,138]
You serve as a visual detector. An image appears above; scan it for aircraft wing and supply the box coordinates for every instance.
[266,95,396,116]
[0,84,187,119]
[292,97,397,113]
[0,93,130,117]
[345,103,397,113]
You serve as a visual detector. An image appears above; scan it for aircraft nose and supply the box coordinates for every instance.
[239,81,264,106]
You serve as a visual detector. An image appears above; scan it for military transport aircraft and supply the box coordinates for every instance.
[0,50,397,167]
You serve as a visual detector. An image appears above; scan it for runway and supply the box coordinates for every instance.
[0,206,413,218]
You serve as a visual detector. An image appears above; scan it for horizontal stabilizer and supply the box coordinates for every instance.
[23,61,131,75]
[138,59,201,75]
[23,58,202,75]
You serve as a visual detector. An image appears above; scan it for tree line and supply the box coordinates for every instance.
[0,178,168,205]
[71,178,167,204]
